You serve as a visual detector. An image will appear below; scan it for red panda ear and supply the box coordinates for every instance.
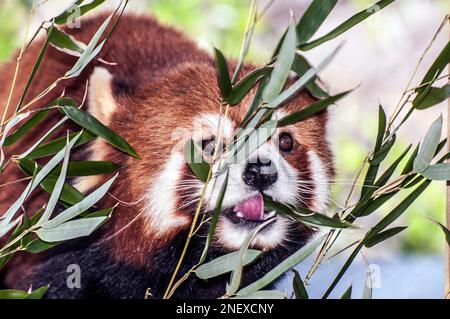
[87,67,118,125]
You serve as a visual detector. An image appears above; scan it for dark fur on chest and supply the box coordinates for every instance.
[7,224,312,299]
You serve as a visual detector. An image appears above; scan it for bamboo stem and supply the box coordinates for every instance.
[445,25,450,299]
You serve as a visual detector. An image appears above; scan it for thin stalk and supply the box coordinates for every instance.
[1,1,36,126]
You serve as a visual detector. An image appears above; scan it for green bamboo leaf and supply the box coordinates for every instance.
[0,216,22,238]
[36,216,108,242]
[55,0,106,25]
[184,139,210,183]
[1,134,80,227]
[227,219,274,295]
[226,66,272,106]
[3,110,49,147]
[367,180,431,238]
[195,249,262,280]
[421,163,450,180]
[232,290,285,299]
[18,158,85,206]
[401,144,420,175]
[370,135,396,166]
[266,46,342,109]
[24,238,60,253]
[213,47,232,99]
[60,105,139,158]
[296,0,338,44]
[264,197,351,228]
[27,130,96,160]
[415,40,450,97]
[42,174,117,229]
[24,285,49,299]
[236,234,325,297]
[415,85,450,110]
[413,116,442,172]
[262,15,297,103]
[15,27,53,112]
[49,27,84,55]
[322,242,363,299]
[0,289,29,299]
[341,285,352,299]
[364,226,407,248]
[374,105,387,152]
[278,90,351,126]
[198,171,229,265]
[36,134,75,226]
[427,219,450,246]
[299,0,396,51]
[18,116,69,159]
[292,269,308,299]
[54,160,119,177]
[291,54,329,98]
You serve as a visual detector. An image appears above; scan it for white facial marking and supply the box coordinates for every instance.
[144,152,190,237]
[307,150,330,212]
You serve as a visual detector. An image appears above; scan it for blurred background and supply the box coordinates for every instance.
[0,0,449,298]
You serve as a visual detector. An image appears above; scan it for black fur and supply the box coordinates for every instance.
[5,222,313,299]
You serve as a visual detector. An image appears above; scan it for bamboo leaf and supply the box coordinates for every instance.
[227,219,274,295]
[2,111,49,147]
[213,47,232,99]
[421,163,450,180]
[24,285,49,299]
[427,219,450,246]
[278,90,351,126]
[264,197,351,228]
[18,158,85,206]
[42,174,117,229]
[60,105,139,158]
[291,54,329,98]
[364,226,407,247]
[266,46,341,109]
[370,135,396,166]
[296,0,338,44]
[292,269,308,299]
[322,242,363,299]
[299,0,396,51]
[1,134,80,226]
[195,249,262,280]
[198,171,229,264]
[341,285,352,299]
[56,160,119,177]
[36,134,74,226]
[262,15,297,103]
[36,216,108,242]
[226,66,272,106]
[415,85,450,110]
[413,116,442,172]
[55,0,106,25]
[24,238,60,253]
[367,180,431,238]
[27,130,96,160]
[184,139,210,183]
[415,40,450,97]
[236,234,325,296]
[49,27,84,55]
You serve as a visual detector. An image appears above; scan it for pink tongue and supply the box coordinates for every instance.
[233,193,264,221]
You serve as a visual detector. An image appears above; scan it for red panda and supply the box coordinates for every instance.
[0,13,334,298]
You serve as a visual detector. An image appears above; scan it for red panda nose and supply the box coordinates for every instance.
[242,157,278,191]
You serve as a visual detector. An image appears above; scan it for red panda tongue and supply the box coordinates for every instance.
[233,193,264,221]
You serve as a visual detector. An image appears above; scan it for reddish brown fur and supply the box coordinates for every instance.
[0,13,332,285]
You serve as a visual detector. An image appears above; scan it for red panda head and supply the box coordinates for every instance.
[83,61,333,265]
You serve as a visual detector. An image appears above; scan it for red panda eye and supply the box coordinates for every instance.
[279,132,294,152]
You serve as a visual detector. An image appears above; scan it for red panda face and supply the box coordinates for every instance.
[104,62,334,254]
